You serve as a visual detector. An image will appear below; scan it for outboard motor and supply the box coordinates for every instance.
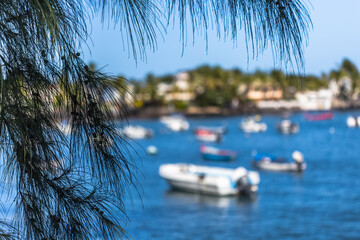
[232,168,260,195]
[236,175,250,194]
[232,167,249,194]
[292,151,304,171]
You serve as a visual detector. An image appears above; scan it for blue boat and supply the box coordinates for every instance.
[200,146,237,161]
[252,151,306,172]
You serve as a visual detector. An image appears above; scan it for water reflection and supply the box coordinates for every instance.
[257,169,306,177]
[164,189,258,208]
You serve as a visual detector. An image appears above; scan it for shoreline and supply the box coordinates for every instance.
[125,105,360,120]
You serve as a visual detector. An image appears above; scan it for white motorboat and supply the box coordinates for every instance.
[160,114,189,131]
[122,125,153,139]
[239,118,267,133]
[195,129,222,142]
[276,120,299,134]
[346,116,360,127]
[252,151,306,172]
[159,164,260,196]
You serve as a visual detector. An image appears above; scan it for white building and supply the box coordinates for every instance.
[157,72,194,102]
[257,100,300,110]
[295,89,333,110]
[174,72,190,91]
[157,82,173,96]
[164,92,195,102]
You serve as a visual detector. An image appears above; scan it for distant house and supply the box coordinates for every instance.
[328,79,339,97]
[295,89,333,110]
[157,82,173,96]
[159,72,195,102]
[164,92,195,102]
[174,72,190,91]
[256,100,300,110]
[246,83,283,100]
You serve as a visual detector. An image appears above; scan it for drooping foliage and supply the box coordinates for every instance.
[0,0,311,239]
[166,0,312,68]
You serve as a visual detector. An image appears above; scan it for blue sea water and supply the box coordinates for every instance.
[123,111,360,240]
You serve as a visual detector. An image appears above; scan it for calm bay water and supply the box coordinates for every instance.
[124,111,360,240]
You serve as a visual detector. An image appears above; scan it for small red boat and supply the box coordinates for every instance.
[304,112,334,121]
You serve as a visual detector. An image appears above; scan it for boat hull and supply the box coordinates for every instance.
[252,160,306,172]
[195,125,227,134]
[304,112,333,121]
[200,146,236,161]
[123,126,153,139]
[160,115,189,131]
[195,129,222,142]
[240,121,267,133]
[277,124,299,134]
[347,116,360,127]
[196,134,222,143]
[164,179,234,196]
[201,153,236,162]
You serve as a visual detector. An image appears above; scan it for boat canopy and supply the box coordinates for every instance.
[253,152,290,163]
[253,152,275,161]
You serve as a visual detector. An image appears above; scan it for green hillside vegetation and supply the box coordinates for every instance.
[129,59,356,109]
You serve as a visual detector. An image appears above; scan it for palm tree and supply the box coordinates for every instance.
[0,0,311,239]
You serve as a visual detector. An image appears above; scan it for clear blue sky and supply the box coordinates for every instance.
[83,0,360,80]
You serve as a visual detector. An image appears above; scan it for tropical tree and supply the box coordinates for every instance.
[0,0,311,239]
[340,59,360,95]
[327,59,360,100]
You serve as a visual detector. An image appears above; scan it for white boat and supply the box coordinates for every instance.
[276,120,299,134]
[160,114,189,131]
[122,125,153,139]
[239,118,267,133]
[346,116,360,127]
[195,124,227,134]
[195,129,222,142]
[159,164,260,196]
[252,151,306,172]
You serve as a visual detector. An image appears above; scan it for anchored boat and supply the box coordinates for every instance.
[276,120,299,134]
[159,164,260,196]
[346,115,360,127]
[304,112,333,121]
[160,114,189,131]
[122,125,153,139]
[252,151,306,172]
[240,117,267,133]
[200,145,237,161]
[195,124,227,134]
[195,129,222,142]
